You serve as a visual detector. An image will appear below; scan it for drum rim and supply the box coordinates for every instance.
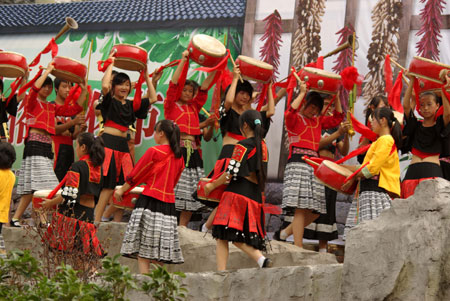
[114,185,145,193]
[0,64,26,77]
[236,55,273,70]
[321,160,352,177]
[113,43,148,53]
[303,67,341,80]
[0,51,27,59]
[54,56,87,68]
[408,72,444,84]
[114,57,147,70]
[309,88,338,95]
[412,56,450,69]
[316,178,354,195]
[33,190,61,197]
[51,69,84,83]
[191,34,227,58]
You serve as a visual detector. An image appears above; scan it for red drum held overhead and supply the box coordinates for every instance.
[113,186,144,210]
[111,44,148,71]
[235,55,274,83]
[32,189,61,210]
[0,51,28,78]
[52,56,87,84]
[408,56,450,84]
[188,34,227,67]
[299,67,341,95]
[314,160,356,195]
[197,178,226,203]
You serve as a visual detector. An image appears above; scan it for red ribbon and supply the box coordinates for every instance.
[64,84,82,106]
[97,58,113,73]
[350,113,378,142]
[133,70,146,111]
[344,162,370,183]
[384,55,393,94]
[175,57,190,101]
[195,49,231,91]
[388,70,404,113]
[340,66,363,90]
[6,77,22,106]
[412,77,423,116]
[149,60,180,77]
[47,174,67,199]
[18,68,44,96]
[305,56,324,69]
[29,38,58,68]
[335,144,372,164]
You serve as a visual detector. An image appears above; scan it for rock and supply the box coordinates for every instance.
[341,178,450,301]
[128,264,343,301]
[335,201,351,225]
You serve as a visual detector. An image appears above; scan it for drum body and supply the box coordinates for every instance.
[314,160,356,194]
[235,55,273,83]
[52,56,87,83]
[409,56,450,84]
[113,186,144,210]
[197,178,226,203]
[112,44,147,71]
[188,34,227,67]
[32,189,61,210]
[299,67,341,95]
[0,51,28,78]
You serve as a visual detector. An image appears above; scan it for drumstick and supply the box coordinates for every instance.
[201,107,211,117]
[390,58,407,72]
[229,55,244,83]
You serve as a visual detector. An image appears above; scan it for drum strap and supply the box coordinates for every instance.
[195,50,231,91]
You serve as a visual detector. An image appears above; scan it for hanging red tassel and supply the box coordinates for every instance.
[133,70,146,111]
[18,68,44,96]
[388,70,404,113]
[97,58,113,72]
[350,113,378,142]
[5,77,22,106]
[64,84,82,106]
[384,55,393,94]
[29,38,58,67]
[305,56,324,69]
[340,66,363,90]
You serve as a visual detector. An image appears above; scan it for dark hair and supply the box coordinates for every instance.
[0,142,16,169]
[154,119,182,158]
[184,80,199,94]
[54,78,72,91]
[0,79,3,94]
[420,91,442,106]
[77,132,105,167]
[365,96,389,124]
[372,107,402,149]
[304,91,324,112]
[235,79,253,98]
[42,76,53,89]
[239,109,267,192]
[111,70,119,77]
[111,72,131,95]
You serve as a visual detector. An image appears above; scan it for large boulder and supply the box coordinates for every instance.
[341,178,450,301]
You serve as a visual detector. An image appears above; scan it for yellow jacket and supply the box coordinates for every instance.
[0,169,15,223]
[361,135,401,197]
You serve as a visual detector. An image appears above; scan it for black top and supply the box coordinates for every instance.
[219,104,271,138]
[227,137,268,179]
[402,111,447,154]
[0,95,17,137]
[96,93,150,128]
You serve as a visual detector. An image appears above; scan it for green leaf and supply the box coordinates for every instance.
[178,34,191,49]
[80,39,90,58]
[69,32,86,42]
[149,39,178,63]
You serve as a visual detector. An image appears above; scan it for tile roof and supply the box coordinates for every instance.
[0,0,246,33]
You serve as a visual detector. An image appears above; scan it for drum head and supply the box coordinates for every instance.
[322,160,352,177]
[33,190,53,198]
[0,65,26,78]
[192,34,226,58]
[131,186,144,194]
[236,55,273,71]
[114,58,146,71]
[51,70,83,83]
[303,67,341,80]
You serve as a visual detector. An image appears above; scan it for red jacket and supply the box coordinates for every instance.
[126,144,185,203]
[164,81,208,135]
[25,86,82,136]
[285,106,344,153]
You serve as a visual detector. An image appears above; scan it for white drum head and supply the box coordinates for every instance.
[303,67,341,80]
[322,160,352,177]
[192,34,226,57]
[237,55,273,70]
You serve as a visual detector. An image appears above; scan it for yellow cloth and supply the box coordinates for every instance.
[361,135,401,197]
[0,169,15,223]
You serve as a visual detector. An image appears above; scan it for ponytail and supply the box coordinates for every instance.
[365,96,388,125]
[373,107,403,149]
[77,132,105,167]
[239,110,267,192]
[154,119,182,158]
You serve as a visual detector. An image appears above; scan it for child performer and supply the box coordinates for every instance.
[200,67,274,232]
[53,78,87,181]
[280,81,344,248]
[343,107,402,236]
[115,120,185,273]
[401,74,450,198]
[302,95,350,252]
[94,52,157,224]
[0,142,16,234]
[42,132,105,258]
[11,61,86,227]
[164,50,217,227]
[0,76,28,141]
[204,110,272,270]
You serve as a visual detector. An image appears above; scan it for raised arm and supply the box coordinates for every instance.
[172,50,189,85]
[442,73,450,126]
[274,87,287,106]
[102,52,115,95]
[144,68,158,104]
[200,70,217,91]
[35,61,54,90]
[403,73,415,119]
[76,77,89,107]
[334,93,343,113]
[260,82,275,118]
[224,66,241,111]
[290,80,307,111]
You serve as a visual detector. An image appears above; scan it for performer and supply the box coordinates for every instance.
[204,110,272,270]
[401,74,450,198]
[11,61,86,227]
[357,96,389,163]
[0,142,16,234]
[115,120,185,273]
[164,50,217,227]
[200,67,275,232]
[0,76,28,141]
[343,107,402,237]
[42,132,105,259]
[94,52,157,224]
[52,78,87,181]
[280,80,344,249]
[302,95,350,252]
